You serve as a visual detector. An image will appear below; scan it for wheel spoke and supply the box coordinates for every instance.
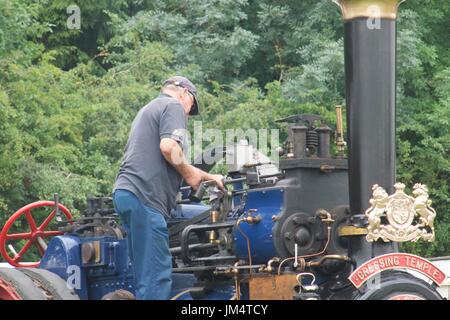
[13,239,33,261]
[6,233,32,240]
[38,209,56,231]
[42,230,63,238]
[25,210,37,232]
[35,241,45,256]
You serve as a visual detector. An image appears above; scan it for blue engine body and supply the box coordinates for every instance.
[40,235,134,300]
[233,188,284,263]
[39,203,236,300]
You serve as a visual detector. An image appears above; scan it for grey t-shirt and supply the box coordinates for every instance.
[113,93,187,217]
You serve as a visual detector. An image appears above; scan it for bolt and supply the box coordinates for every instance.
[293,216,302,226]
[284,232,293,240]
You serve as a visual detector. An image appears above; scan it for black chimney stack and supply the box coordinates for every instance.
[333,0,404,263]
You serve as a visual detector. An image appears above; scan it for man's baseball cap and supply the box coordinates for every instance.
[163,76,200,115]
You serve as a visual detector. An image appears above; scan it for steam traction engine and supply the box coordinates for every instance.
[0,0,446,300]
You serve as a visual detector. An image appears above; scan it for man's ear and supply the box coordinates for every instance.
[180,90,186,101]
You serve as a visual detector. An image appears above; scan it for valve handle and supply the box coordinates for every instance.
[187,176,246,202]
[188,180,218,202]
[0,201,73,268]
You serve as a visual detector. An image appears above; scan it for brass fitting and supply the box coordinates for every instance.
[209,230,221,245]
[210,210,219,223]
[240,215,262,224]
[238,209,262,225]
[231,262,241,274]
[265,257,281,273]
[316,209,334,224]
[305,255,354,268]
[335,105,346,157]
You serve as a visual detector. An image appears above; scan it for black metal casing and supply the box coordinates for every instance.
[344,19,396,217]
[343,18,399,262]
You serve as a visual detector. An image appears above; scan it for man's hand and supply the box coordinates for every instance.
[186,171,224,191]
[204,173,225,191]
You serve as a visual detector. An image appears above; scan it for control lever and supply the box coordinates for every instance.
[189,180,217,202]
[54,193,62,222]
[188,177,246,202]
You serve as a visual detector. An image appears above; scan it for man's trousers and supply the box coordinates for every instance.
[112,189,172,300]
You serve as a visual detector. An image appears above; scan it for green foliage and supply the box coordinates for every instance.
[0,0,48,65]
[105,0,259,82]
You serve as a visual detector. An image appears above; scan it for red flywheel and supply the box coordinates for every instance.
[0,201,73,268]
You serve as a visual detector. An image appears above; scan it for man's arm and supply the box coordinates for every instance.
[160,138,224,190]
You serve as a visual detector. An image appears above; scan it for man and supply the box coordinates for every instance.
[112,76,224,300]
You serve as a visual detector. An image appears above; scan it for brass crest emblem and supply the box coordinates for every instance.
[365,183,436,242]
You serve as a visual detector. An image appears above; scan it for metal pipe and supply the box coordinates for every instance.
[333,0,404,264]
[344,17,396,217]
[169,243,215,255]
[223,177,247,184]
[306,255,356,269]
[335,105,346,157]
[173,266,218,273]
[292,125,308,158]
[317,125,332,158]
